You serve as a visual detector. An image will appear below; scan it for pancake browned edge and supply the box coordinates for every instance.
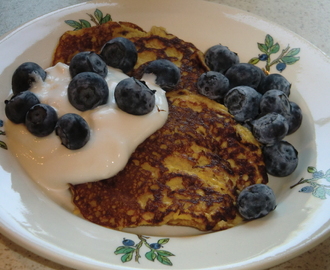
[53,21,268,231]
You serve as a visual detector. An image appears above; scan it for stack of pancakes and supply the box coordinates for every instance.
[52,21,268,231]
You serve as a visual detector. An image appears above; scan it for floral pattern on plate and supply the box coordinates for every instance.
[65,9,112,30]
[248,34,300,73]
[115,235,174,266]
[291,166,330,199]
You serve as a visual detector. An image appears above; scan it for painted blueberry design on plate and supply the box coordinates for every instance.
[291,166,330,199]
[249,34,300,73]
[65,9,112,30]
[0,120,7,150]
[115,235,175,266]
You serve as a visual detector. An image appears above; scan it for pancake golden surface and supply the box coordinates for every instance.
[57,21,268,231]
[52,21,147,65]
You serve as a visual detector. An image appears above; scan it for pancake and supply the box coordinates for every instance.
[71,91,267,231]
[52,21,147,65]
[54,21,268,231]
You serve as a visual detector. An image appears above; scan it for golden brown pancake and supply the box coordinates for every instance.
[71,92,267,231]
[54,21,268,231]
[52,21,147,65]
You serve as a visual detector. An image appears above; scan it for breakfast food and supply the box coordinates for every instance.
[237,184,276,220]
[5,16,304,231]
[5,63,168,190]
[71,92,268,231]
[51,21,268,231]
[52,21,147,65]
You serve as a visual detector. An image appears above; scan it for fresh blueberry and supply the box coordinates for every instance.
[122,238,135,247]
[283,101,303,135]
[252,112,289,145]
[5,91,40,124]
[224,86,262,122]
[257,65,267,84]
[100,37,137,73]
[143,59,180,91]
[68,72,109,111]
[225,63,263,90]
[115,77,156,115]
[237,184,276,220]
[276,62,287,72]
[150,243,161,249]
[258,73,291,96]
[11,62,47,95]
[262,140,298,177]
[258,54,268,61]
[204,44,239,74]
[260,91,302,135]
[69,51,108,78]
[259,89,291,116]
[25,104,58,137]
[197,71,229,101]
[55,113,90,150]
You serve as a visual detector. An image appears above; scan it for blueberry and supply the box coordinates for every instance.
[100,37,137,73]
[237,184,276,220]
[225,63,263,90]
[258,54,268,61]
[197,71,229,101]
[150,243,161,249]
[224,86,262,122]
[68,72,109,111]
[204,44,239,74]
[256,65,267,84]
[283,101,303,135]
[252,112,289,145]
[5,91,40,124]
[259,89,291,116]
[260,91,302,135]
[258,73,291,96]
[55,113,90,150]
[122,238,135,247]
[276,62,287,72]
[25,104,58,137]
[115,77,156,115]
[69,51,108,78]
[262,140,298,177]
[143,59,180,91]
[11,62,47,95]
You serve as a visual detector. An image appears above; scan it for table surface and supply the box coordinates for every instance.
[0,0,330,269]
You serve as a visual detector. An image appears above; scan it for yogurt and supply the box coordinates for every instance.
[5,63,168,190]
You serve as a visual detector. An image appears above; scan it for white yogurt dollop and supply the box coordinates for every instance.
[5,63,168,190]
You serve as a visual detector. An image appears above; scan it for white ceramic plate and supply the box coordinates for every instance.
[0,0,330,269]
